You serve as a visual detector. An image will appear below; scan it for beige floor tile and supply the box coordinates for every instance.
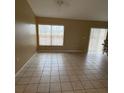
[23,84,38,93]
[32,72,42,77]
[90,80,104,88]
[50,92,61,93]
[69,75,79,81]
[15,77,21,82]
[42,71,51,76]
[86,74,97,80]
[82,81,94,89]
[68,72,77,76]
[16,85,26,93]
[99,80,108,88]
[16,72,25,78]
[16,77,31,85]
[50,83,61,92]
[85,89,98,93]
[74,90,86,93]
[95,74,106,80]
[60,76,70,82]
[37,83,49,93]
[29,77,41,84]
[51,70,59,74]
[62,90,74,93]
[60,72,68,76]
[22,72,33,77]
[78,75,89,81]
[51,72,59,76]
[61,82,73,91]
[97,88,108,93]
[40,76,50,83]
[50,76,60,83]
[72,81,83,90]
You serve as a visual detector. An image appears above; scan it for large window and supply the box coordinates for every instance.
[38,25,64,46]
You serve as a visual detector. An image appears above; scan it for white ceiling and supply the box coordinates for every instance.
[27,0,108,21]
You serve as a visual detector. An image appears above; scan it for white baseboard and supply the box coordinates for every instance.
[15,52,36,77]
[38,50,83,53]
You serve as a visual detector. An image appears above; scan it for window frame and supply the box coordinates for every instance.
[37,24,65,47]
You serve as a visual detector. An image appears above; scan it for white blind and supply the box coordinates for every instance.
[88,28,107,54]
[39,25,64,46]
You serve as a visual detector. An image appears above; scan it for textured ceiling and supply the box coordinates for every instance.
[27,0,108,21]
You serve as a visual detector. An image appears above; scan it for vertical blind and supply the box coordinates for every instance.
[88,28,107,54]
[39,25,64,46]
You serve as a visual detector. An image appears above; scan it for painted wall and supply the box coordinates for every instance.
[15,0,36,72]
[36,17,108,52]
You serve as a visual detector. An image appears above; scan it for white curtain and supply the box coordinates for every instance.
[88,28,107,54]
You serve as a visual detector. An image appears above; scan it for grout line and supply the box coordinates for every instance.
[49,56,52,93]
[33,58,45,93]
[57,54,62,93]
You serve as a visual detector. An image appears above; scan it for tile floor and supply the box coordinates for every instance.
[16,53,108,93]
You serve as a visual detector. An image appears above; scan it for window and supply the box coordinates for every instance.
[38,25,64,46]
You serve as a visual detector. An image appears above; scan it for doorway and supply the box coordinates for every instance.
[88,28,108,54]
